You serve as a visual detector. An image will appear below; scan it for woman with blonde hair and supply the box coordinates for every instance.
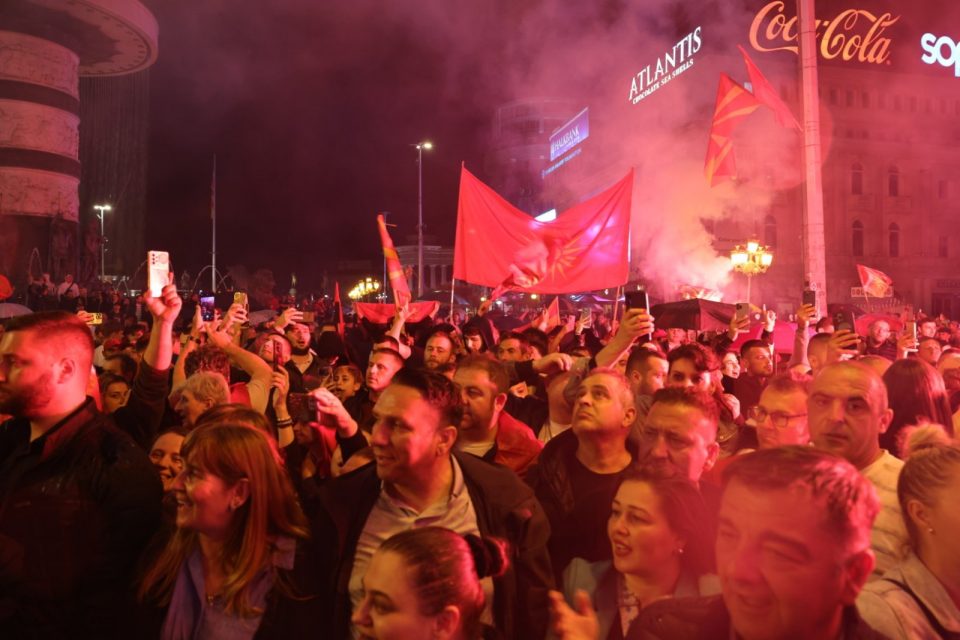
[857,438,960,639]
[135,422,318,638]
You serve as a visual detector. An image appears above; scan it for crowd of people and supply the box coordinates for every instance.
[1,276,959,639]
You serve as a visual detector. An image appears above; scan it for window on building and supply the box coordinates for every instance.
[852,220,864,257]
[862,92,870,108]
[846,90,855,107]
[939,236,949,258]
[829,88,838,105]
[894,95,902,111]
[889,223,900,257]
[909,96,917,112]
[764,215,777,248]
[888,166,900,197]
[851,163,864,195]
[939,180,949,199]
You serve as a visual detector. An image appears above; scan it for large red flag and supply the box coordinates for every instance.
[454,167,632,293]
[857,264,893,298]
[377,214,412,307]
[354,301,439,324]
[704,74,760,187]
[738,45,801,132]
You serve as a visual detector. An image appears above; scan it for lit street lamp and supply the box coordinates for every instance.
[415,140,433,298]
[348,276,381,301]
[730,239,773,305]
[93,204,112,283]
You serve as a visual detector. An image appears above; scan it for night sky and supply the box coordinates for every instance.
[143,0,508,289]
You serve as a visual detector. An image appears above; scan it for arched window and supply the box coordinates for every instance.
[939,236,949,258]
[764,215,777,248]
[888,166,900,197]
[851,163,863,195]
[889,223,900,257]
[852,220,864,257]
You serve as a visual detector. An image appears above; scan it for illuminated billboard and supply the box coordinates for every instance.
[549,107,590,161]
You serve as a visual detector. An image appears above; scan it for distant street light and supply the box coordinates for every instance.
[730,239,774,305]
[93,204,112,283]
[415,140,433,297]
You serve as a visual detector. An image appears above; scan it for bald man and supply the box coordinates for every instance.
[0,311,161,636]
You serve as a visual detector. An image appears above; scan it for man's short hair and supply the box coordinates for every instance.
[740,339,769,359]
[390,368,464,430]
[626,347,667,376]
[498,331,528,348]
[376,335,401,351]
[182,371,231,406]
[650,386,719,431]
[520,328,548,358]
[583,367,636,409]
[426,330,454,347]
[98,372,130,396]
[456,353,510,394]
[5,311,94,368]
[807,332,832,360]
[722,446,880,553]
[819,361,889,410]
[765,370,812,395]
[815,317,834,332]
[184,345,231,381]
[334,363,363,384]
[370,347,404,367]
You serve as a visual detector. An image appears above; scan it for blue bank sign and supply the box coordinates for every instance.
[549,108,590,161]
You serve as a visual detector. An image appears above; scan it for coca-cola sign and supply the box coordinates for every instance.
[749,1,900,65]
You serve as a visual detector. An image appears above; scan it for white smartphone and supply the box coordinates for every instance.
[147,250,170,297]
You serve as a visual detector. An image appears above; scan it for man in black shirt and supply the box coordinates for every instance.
[527,368,637,580]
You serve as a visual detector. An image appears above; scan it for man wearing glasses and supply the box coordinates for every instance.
[748,371,811,449]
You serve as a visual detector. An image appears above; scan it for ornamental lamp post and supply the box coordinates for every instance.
[730,240,773,306]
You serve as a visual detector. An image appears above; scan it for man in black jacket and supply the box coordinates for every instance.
[0,311,162,638]
[313,368,554,638]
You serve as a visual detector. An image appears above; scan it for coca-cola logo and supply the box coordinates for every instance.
[749,1,900,65]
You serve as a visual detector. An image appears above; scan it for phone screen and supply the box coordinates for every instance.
[200,296,215,321]
[624,290,649,311]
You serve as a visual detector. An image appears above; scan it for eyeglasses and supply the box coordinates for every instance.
[747,406,807,428]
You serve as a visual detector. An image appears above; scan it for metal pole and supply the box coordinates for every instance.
[746,274,752,307]
[211,155,217,293]
[797,0,828,311]
[417,147,424,298]
[99,211,106,283]
[382,211,389,301]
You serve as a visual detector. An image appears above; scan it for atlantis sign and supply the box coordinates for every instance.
[749,1,900,65]
[628,27,703,105]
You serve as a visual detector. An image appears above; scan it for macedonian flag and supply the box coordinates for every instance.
[704,74,760,187]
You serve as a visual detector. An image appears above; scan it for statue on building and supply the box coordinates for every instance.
[48,214,75,283]
[80,218,103,285]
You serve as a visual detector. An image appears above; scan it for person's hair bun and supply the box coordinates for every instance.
[463,534,510,579]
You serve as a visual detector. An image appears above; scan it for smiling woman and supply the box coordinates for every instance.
[134,422,319,637]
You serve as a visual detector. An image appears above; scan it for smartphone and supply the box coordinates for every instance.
[89,312,103,325]
[579,308,592,324]
[301,311,316,324]
[802,289,818,314]
[200,296,215,322]
[624,290,649,311]
[147,251,170,297]
[906,321,918,352]
[833,310,856,332]
[287,392,318,423]
[234,291,249,310]
[735,302,749,321]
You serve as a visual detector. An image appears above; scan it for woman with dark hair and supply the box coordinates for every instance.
[136,422,318,637]
[881,359,954,457]
[666,343,747,454]
[858,440,960,638]
[550,467,719,639]
[352,527,510,640]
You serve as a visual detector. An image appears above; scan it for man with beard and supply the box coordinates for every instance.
[0,311,161,637]
[424,330,456,370]
[732,339,775,416]
[638,386,720,486]
[453,354,542,478]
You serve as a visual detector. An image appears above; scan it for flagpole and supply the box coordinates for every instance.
[449,278,456,323]
[612,285,623,325]
[797,0,828,312]
[211,155,217,294]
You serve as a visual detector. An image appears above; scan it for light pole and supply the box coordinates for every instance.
[415,141,433,298]
[93,204,112,283]
[730,239,773,305]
